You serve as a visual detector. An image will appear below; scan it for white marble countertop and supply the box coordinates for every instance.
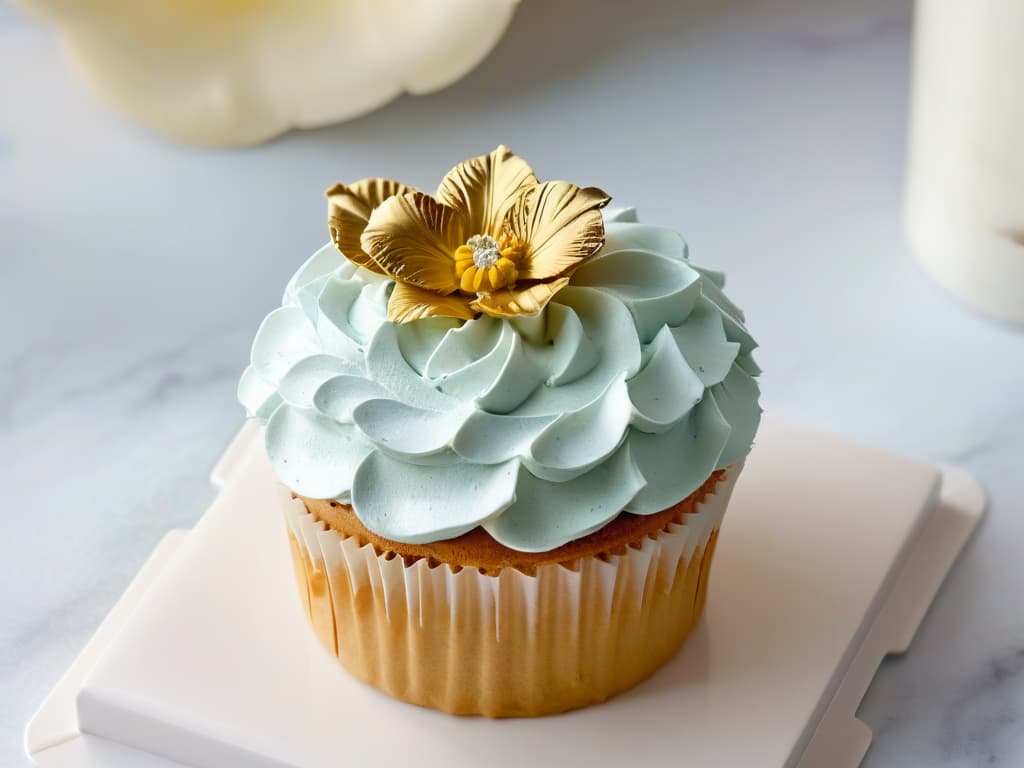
[2,0,1022,765]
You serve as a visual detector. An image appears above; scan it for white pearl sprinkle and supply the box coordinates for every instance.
[467,234,500,270]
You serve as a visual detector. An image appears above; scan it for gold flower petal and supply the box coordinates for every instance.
[507,182,611,281]
[326,178,419,274]
[361,192,465,293]
[388,282,477,323]
[471,277,571,318]
[435,145,537,238]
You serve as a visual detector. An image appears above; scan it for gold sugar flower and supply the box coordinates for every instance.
[326,146,611,322]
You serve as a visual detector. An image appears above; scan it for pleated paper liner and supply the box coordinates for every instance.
[283,465,741,717]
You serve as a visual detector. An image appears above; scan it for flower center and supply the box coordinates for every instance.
[467,234,501,269]
[453,234,521,294]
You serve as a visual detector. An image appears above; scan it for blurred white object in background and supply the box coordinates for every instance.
[905,0,1024,323]
[12,0,519,147]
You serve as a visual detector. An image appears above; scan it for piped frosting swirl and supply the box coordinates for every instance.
[240,208,762,553]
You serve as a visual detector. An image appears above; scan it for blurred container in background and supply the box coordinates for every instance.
[905,0,1024,323]
[11,0,519,147]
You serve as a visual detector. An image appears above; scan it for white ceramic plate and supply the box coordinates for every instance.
[25,417,984,768]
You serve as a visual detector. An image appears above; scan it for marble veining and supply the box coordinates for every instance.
[3,0,1024,765]
[935,647,1024,764]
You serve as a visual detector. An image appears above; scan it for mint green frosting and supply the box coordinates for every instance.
[239,208,761,553]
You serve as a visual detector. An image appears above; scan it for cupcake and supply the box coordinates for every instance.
[238,146,761,717]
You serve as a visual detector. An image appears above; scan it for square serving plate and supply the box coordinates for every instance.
[25,417,984,768]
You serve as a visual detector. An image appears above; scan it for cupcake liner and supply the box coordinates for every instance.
[282,465,741,717]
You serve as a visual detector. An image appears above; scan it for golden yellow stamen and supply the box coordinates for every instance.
[454,234,520,294]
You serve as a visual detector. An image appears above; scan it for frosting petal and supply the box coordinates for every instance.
[602,220,687,261]
[296,274,333,326]
[278,354,364,409]
[250,307,320,385]
[436,322,516,402]
[473,327,543,414]
[625,394,732,514]
[353,400,470,458]
[669,296,741,387]
[424,315,503,378]
[573,246,702,343]
[451,410,558,464]
[544,303,600,386]
[283,243,346,305]
[736,353,763,377]
[265,404,373,499]
[527,375,632,481]
[695,267,746,324]
[709,366,763,467]
[515,286,641,417]
[721,310,758,355]
[395,316,463,375]
[364,323,455,411]
[237,366,281,420]
[316,275,382,357]
[483,444,646,552]
[603,206,639,223]
[628,325,704,433]
[352,453,519,543]
[313,375,390,423]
